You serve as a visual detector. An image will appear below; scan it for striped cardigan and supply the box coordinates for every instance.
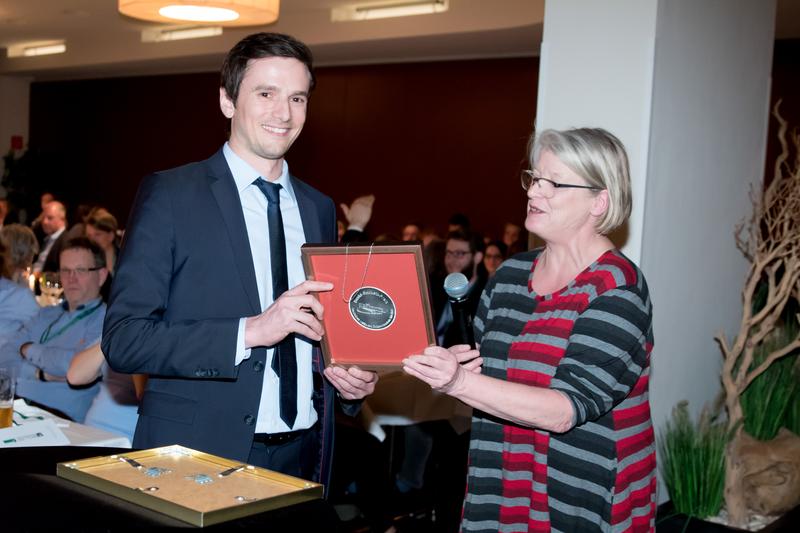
[462,249,656,533]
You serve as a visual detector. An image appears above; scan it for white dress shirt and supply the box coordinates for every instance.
[33,226,65,272]
[224,143,317,434]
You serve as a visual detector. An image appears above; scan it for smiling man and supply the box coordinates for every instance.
[102,33,377,490]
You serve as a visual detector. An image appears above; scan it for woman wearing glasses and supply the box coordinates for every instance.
[403,128,656,532]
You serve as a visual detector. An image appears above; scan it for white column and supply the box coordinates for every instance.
[537,0,776,502]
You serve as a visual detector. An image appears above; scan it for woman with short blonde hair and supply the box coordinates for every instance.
[404,127,656,532]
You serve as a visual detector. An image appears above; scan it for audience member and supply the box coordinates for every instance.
[0,237,107,421]
[447,212,470,233]
[419,226,439,247]
[339,194,375,243]
[63,203,97,241]
[401,223,421,242]
[422,236,446,289]
[434,230,486,346]
[85,208,120,273]
[373,232,397,242]
[502,221,525,255]
[32,200,68,276]
[67,342,141,442]
[30,192,55,242]
[482,240,507,278]
[0,224,39,341]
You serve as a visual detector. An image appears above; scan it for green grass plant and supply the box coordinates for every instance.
[741,319,800,441]
[659,401,728,518]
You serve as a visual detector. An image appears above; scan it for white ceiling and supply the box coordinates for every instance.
[0,0,797,82]
[0,0,545,81]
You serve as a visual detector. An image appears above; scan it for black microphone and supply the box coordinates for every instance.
[443,272,475,348]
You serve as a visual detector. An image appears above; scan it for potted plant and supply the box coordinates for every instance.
[715,102,800,528]
[659,103,800,531]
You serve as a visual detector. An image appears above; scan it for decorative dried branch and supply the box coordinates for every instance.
[718,101,800,525]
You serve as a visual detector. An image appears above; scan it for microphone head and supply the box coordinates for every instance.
[444,272,470,300]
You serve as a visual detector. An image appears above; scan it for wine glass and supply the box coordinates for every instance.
[39,272,64,306]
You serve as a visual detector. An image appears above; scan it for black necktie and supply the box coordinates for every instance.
[253,178,297,428]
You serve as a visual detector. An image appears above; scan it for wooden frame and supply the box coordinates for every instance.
[301,243,436,370]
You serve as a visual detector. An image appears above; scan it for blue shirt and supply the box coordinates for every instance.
[0,297,106,375]
[0,278,39,343]
[0,298,105,422]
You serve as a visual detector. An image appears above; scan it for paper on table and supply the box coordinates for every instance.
[0,418,70,447]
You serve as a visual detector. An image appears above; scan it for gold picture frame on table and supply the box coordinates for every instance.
[57,445,323,527]
[301,243,436,370]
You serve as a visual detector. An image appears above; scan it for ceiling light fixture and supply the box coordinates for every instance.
[118,0,280,26]
[332,0,448,22]
[142,25,223,42]
[7,40,67,58]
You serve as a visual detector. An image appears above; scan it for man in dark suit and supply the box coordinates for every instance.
[102,33,377,491]
[32,200,69,276]
[432,230,486,346]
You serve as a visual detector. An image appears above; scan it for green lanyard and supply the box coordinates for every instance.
[39,301,103,344]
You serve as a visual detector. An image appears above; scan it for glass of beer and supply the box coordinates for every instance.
[0,367,14,429]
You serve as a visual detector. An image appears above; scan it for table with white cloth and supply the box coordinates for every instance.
[0,398,131,448]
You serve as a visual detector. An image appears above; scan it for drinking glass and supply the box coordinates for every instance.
[0,368,14,429]
[39,271,63,306]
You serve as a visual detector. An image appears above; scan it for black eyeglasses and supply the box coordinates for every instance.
[445,250,471,259]
[58,267,103,277]
[521,170,604,197]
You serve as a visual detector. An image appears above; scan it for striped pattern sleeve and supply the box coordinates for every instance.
[472,271,497,348]
[550,285,652,427]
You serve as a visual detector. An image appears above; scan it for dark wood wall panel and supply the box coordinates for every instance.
[28,57,539,240]
[765,39,800,184]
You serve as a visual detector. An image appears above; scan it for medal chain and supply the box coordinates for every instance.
[341,242,375,303]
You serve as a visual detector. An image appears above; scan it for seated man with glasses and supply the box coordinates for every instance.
[0,237,107,421]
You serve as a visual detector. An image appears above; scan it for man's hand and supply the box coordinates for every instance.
[339,194,375,230]
[244,280,333,348]
[324,365,378,400]
[19,341,33,359]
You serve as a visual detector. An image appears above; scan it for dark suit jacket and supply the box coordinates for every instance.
[102,149,341,491]
[41,229,69,273]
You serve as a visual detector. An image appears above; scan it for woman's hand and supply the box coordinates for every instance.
[402,345,482,395]
[450,344,483,374]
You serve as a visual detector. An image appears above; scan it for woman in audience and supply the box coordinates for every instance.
[85,208,119,301]
[0,224,40,340]
[85,208,119,273]
[67,342,143,443]
[404,128,656,531]
[482,240,507,278]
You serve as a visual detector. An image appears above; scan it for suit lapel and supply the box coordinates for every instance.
[207,150,261,315]
[292,175,323,244]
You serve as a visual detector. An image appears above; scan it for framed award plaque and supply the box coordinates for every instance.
[301,243,436,370]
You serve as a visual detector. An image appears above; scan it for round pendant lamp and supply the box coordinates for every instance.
[118,0,280,26]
